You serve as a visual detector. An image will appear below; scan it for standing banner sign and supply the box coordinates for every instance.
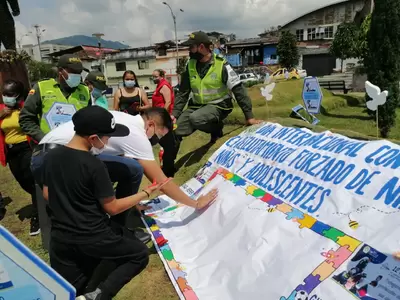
[142,122,400,300]
[302,76,323,114]
[0,225,75,300]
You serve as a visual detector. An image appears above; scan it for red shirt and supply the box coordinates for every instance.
[152,78,174,114]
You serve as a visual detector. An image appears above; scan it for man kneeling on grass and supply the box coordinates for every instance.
[42,106,167,300]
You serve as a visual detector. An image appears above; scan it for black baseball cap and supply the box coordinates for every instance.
[72,106,130,137]
[85,71,108,90]
[57,54,83,73]
[182,31,211,46]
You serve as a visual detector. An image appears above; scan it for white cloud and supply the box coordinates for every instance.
[15,0,342,48]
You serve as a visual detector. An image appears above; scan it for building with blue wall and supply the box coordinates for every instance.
[263,45,279,65]
[226,37,278,68]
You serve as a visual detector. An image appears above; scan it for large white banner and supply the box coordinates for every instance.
[143,122,400,300]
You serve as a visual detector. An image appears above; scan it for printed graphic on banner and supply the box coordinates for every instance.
[333,244,400,300]
[143,122,400,300]
[302,77,323,114]
[0,226,75,300]
[44,102,77,130]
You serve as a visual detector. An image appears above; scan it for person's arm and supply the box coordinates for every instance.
[0,107,11,119]
[138,159,218,209]
[43,185,49,201]
[222,63,261,125]
[113,89,121,111]
[172,67,191,119]
[160,86,172,112]
[139,88,151,110]
[7,0,20,16]
[19,84,45,142]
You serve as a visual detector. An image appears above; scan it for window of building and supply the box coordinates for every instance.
[307,28,317,40]
[158,48,167,56]
[115,62,126,71]
[324,26,334,39]
[296,29,304,41]
[138,60,149,70]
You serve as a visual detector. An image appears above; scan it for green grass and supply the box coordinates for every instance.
[0,79,398,299]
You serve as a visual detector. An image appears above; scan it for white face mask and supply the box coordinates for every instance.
[90,136,108,155]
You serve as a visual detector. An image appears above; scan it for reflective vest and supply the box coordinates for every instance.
[38,79,90,134]
[188,54,230,107]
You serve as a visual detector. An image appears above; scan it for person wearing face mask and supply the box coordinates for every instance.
[41,106,164,299]
[151,69,177,177]
[161,31,263,177]
[19,54,90,144]
[85,70,109,110]
[33,107,218,229]
[113,70,151,115]
[0,79,40,236]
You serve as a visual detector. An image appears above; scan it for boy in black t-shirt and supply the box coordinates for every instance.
[43,106,165,300]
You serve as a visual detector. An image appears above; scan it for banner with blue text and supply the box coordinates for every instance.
[143,122,400,300]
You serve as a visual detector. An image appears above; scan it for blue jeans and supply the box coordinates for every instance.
[31,150,144,227]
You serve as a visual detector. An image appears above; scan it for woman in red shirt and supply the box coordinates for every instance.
[151,69,176,177]
[151,69,174,113]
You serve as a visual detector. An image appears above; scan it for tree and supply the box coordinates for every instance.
[176,56,188,75]
[356,14,371,64]
[276,31,299,69]
[364,0,400,137]
[329,22,359,72]
[26,60,57,84]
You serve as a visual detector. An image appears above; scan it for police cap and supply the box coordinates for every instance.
[57,54,83,73]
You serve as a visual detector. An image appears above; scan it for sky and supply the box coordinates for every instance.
[15,0,344,47]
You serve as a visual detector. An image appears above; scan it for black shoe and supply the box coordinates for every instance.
[210,127,224,144]
[30,216,41,236]
[0,208,6,221]
[129,228,152,244]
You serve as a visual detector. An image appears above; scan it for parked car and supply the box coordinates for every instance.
[270,68,307,81]
[239,73,258,83]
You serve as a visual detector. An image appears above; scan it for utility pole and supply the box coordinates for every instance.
[92,33,105,72]
[163,2,184,83]
[33,25,45,61]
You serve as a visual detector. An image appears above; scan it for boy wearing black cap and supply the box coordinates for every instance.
[85,71,110,110]
[20,54,90,144]
[42,106,163,300]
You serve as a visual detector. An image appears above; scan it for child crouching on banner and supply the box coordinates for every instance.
[42,106,167,300]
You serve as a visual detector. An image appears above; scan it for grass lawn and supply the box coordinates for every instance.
[0,79,398,299]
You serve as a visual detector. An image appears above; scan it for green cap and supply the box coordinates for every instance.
[57,54,83,73]
[182,31,211,46]
[85,71,108,91]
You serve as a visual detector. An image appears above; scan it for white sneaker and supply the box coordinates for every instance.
[75,296,86,300]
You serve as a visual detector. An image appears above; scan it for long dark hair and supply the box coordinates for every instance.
[122,70,139,88]
[2,80,27,106]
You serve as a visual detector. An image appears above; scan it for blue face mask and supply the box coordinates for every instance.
[124,80,136,88]
[64,73,81,88]
[2,96,17,107]
[92,87,104,99]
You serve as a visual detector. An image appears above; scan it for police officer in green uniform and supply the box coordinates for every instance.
[19,54,90,143]
[163,31,261,176]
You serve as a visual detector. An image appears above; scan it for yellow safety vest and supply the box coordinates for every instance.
[188,54,230,107]
[38,79,90,134]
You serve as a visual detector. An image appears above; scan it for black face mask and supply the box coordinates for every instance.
[189,51,204,61]
[153,79,160,84]
[149,135,159,146]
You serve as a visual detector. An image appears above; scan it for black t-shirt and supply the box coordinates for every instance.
[43,146,115,244]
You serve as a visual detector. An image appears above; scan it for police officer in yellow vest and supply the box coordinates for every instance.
[162,31,261,176]
[19,54,90,143]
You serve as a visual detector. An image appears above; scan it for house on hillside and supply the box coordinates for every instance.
[225,37,279,68]
[49,45,119,73]
[154,40,189,86]
[104,47,157,91]
[276,0,373,76]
